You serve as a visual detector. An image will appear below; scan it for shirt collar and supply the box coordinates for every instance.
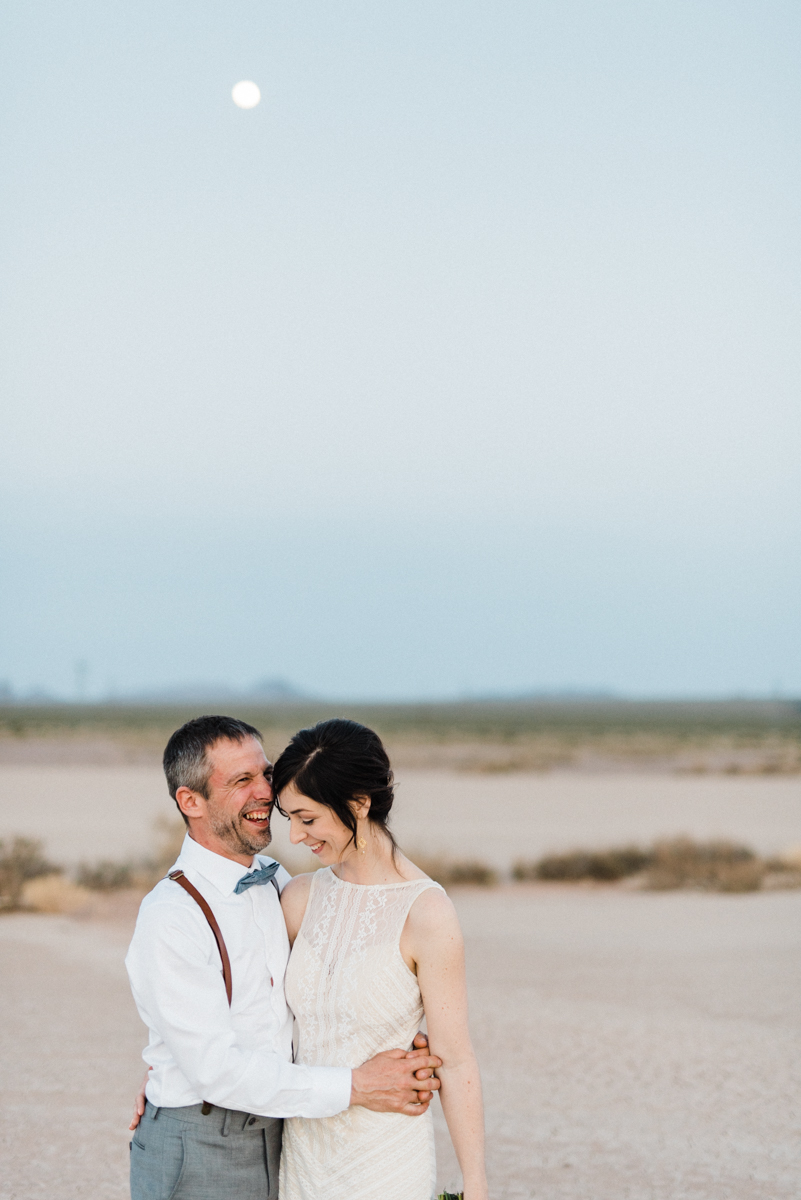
[175,833,275,898]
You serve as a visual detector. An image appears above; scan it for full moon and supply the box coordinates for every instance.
[232,80,260,109]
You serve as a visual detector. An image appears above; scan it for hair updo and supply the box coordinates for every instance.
[273,718,397,852]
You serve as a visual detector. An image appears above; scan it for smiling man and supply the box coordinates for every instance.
[125,715,441,1200]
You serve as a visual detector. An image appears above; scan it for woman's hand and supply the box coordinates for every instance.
[128,1067,151,1130]
[407,1031,436,1083]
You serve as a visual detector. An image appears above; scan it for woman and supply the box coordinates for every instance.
[274,718,488,1200]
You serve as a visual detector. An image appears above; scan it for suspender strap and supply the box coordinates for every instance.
[168,869,233,1006]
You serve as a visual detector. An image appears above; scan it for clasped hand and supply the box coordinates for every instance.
[130,1032,439,1129]
[350,1031,441,1116]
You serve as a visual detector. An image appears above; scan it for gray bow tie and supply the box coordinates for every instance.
[234,860,280,894]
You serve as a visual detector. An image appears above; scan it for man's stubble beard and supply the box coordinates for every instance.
[206,799,273,857]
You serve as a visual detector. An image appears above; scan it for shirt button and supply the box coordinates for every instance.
[248,1116,257,1126]
[270,976,274,987]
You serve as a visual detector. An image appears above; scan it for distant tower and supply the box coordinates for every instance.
[74,659,89,701]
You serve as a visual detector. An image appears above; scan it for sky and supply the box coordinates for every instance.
[1,0,799,700]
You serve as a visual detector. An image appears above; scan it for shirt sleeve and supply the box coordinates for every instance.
[125,898,352,1119]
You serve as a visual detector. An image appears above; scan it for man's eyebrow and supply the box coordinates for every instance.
[222,764,274,786]
[224,769,257,784]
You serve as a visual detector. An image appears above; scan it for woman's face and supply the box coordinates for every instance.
[280,781,359,866]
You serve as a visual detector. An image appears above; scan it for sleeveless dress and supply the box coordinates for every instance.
[280,867,445,1200]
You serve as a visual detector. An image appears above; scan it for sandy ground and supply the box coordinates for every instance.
[0,886,799,1200]
[1,765,800,873]
[1,765,799,1197]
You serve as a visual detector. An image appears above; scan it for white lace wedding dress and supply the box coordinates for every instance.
[280,866,445,1200]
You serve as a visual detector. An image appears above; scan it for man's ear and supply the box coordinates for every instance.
[175,786,205,823]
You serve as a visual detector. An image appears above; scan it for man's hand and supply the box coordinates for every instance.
[128,1067,150,1131]
[351,1044,442,1116]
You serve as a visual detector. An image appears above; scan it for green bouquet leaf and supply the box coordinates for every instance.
[438,1193,464,1200]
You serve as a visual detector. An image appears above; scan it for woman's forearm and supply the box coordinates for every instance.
[437,1054,488,1199]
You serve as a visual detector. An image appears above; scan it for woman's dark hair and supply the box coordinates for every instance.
[273,718,398,853]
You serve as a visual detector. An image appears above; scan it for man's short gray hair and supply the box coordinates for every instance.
[163,715,263,821]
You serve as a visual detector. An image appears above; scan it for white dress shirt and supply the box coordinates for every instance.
[125,834,352,1119]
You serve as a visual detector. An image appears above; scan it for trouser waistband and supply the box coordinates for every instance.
[144,1100,280,1136]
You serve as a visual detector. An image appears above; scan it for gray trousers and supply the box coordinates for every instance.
[130,1101,282,1200]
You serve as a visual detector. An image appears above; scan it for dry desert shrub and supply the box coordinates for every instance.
[515,846,650,883]
[76,859,135,890]
[512,837,799,892]
[777,842,801,870]
[74,817,187,893]
[150,815,187,874]
[747,844,801,890]
[0,837,59,908]
[762,866,801,889]
[22,873,91,914]
[409,855,498,887]
[645,838,764,892]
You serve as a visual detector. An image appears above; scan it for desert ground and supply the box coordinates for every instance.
[0,883,799,1200]
[1,764,800,874]
[1,708,800,1199]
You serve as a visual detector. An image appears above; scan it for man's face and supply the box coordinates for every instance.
[195,736,275,860]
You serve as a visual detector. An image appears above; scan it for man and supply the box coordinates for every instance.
[125,715,440,1200]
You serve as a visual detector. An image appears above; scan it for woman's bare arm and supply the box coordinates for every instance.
[405,888,488,1200]
[279,873,314,945]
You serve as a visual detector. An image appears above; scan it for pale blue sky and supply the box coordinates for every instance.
[1,1,799,699]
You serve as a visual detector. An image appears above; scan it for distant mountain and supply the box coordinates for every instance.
[460,688,618,702]
[251,678,311,701]
[117,678,313,704]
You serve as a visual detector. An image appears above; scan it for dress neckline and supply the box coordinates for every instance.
[326,866,433,890]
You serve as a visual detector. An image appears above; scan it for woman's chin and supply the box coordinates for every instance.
[303,842,347,867]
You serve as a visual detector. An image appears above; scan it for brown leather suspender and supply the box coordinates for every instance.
[168,869,233,1006]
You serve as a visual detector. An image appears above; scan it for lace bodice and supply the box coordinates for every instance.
[287,867,443,1068]
[280,867,444,1200]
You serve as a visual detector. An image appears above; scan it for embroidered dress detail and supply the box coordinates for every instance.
[280,867,444,1200]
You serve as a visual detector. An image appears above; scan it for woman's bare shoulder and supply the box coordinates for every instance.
[406,882,460,936]
[281,871,317,899]
[400,884,463,973]
[393,852,435,882]
[280,871,317,940]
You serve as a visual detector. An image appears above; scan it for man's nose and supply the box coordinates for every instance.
[254,776,273,800]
